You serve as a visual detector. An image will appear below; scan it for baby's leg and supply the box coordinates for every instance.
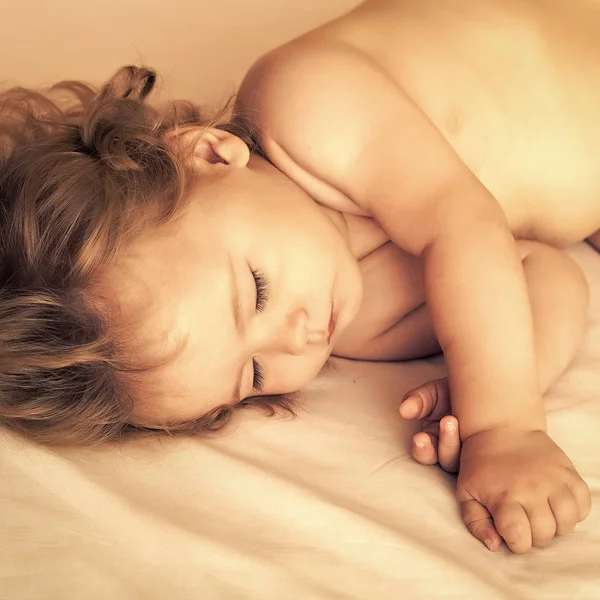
[517,240,589,393]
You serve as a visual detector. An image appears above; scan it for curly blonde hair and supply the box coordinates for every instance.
[0,65,295,445]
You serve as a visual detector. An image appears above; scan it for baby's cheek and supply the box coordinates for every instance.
[266,351,329,395]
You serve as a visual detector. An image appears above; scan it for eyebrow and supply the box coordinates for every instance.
[229,254,244,404]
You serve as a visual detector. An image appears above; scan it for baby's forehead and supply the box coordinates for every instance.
[99,218,209,319]
[93,260,189,370]
[93,234,240,421]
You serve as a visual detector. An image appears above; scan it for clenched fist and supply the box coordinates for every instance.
[400,378,591,553]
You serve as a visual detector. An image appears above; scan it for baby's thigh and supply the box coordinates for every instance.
[519,240,588,328]
[516,240,588,297]
[515,240,589,390]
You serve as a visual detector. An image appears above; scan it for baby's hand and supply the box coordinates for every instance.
[400,379,501,549]
[400,378,461,473]
[459,428,591,553]
[401,380,591,553]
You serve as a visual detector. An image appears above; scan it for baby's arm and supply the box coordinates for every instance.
[249,45,589,552]
[259,47,541,429]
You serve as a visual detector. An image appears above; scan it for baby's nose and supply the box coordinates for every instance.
[275,307,308,356]
[269,308,329,355]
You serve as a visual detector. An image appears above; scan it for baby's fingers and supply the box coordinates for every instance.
[400,394,425,420]
[400,378,451,420]
[438,417,461,473]
[491,501,533,554]
[460,498,503,552]
[411,418,461,472]
[566,476,592,523]
[412,432,439,466]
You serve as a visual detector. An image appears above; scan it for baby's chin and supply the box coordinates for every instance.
[318,356,337,375]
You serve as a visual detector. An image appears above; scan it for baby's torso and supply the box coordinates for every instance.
[288,0,600,246]
[331,213,440,361]
[241,0,600,360]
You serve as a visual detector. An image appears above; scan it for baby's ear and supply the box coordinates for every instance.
[167,126,250,171]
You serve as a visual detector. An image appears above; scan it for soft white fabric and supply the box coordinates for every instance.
[1,243,599,600]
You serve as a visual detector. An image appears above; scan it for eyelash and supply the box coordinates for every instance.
[251,269,269,392]
[252,269,269,313]
[252,359,265,392]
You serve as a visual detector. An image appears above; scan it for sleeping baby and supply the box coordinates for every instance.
[0,0,597,554]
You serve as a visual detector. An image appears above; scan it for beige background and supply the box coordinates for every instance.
[0,0,362,108]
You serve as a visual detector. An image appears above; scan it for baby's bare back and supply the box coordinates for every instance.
[311,0,600,246]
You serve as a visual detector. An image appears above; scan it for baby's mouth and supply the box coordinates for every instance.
[328,305,338,343]
[307,302,336,345]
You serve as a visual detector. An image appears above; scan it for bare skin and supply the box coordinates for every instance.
[234,0,597,553]
[106,0,596,555]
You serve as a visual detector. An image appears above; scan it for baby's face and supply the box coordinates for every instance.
[104,154,363,425]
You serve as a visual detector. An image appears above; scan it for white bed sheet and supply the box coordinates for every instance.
[1,243,599,600]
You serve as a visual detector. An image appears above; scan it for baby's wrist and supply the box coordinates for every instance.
[460,418,548,444]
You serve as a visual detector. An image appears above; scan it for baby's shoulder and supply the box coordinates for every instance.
[238,37,368,115]
[237,40,388,217]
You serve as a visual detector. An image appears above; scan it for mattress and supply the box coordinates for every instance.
[1,244,599,600]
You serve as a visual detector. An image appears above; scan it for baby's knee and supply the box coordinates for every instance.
[517,240,589,313]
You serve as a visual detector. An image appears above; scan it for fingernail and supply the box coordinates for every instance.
[444,420,456,433]
[485,538,495,551]
[414,439,426,448]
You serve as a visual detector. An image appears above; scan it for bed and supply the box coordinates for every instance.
[1,243,599,599]
[1,2,600,598]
